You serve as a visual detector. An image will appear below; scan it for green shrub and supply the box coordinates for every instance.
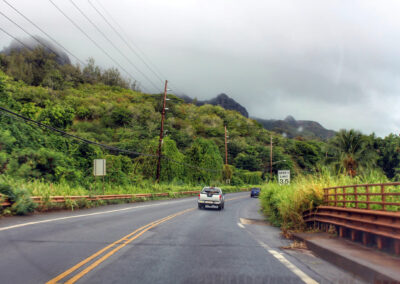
[0,184,16,202]
[0,183,36,215]
[11,187,36,215]
[38,105,75,129]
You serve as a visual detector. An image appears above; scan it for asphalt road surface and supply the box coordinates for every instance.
[0,192,364,284]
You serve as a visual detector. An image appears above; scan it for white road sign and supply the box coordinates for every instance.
[93,159,106,176]
[278,170,290,185]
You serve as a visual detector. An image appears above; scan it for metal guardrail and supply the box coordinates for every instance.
[0,191,200,206]
[1,188,250,207]
[0,194,10,206]
[324,182,400,211]
[304,183,400,255]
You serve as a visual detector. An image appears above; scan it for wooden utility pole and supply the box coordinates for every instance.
[224,125,228,165]
[270,135,273,180]
[156,80,168,183]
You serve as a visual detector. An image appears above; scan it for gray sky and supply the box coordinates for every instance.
[1,0,400,137]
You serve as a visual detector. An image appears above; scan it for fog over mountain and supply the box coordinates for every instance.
[2,36,70,65]
[1,1,399,136]
[180,93,335,140]
[179,93,249,118]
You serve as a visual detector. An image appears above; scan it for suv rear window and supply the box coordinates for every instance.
[201,187,221,194]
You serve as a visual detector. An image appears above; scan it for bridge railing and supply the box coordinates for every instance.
[304,183,400,255]
[323,182,400,211]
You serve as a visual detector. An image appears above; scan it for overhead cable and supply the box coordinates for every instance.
[48,0,150,94]
[0,10,63,58]
[3,0,85,65]
[69,0,161,92]
[0,106,221,173]
[89,0,187,95]
[0,26,33,50]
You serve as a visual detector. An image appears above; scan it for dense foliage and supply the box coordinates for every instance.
[1,47,400,213]
[259,170,392,230]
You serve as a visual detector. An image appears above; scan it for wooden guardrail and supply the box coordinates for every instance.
[304,183,400,255]
[1,188,250,207]
[323,182,400,211]
[0,191,200,206]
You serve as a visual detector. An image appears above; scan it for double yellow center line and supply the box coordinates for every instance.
[47,208,194,284]
[47,195,247,283]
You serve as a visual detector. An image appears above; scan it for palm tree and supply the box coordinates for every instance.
[326,129,377,177]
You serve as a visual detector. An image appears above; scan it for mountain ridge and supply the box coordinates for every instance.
[253,116,336,140]
[178,93,249,118]
[179,94,335,140]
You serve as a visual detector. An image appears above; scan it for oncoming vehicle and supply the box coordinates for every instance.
[198,187,224,210]
[250,187,261,198]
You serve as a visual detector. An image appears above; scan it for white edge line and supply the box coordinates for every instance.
[258,241,318,284]
[237,223,245,229]
[0,198,192,232]
[0,192,248,232]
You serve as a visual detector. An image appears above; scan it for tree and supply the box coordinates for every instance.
[184,138,223,184]
[327,129,377,177]
[376,134,400,179]
[136,137,185,182]
[82,58,101,84]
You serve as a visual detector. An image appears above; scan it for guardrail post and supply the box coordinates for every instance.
[354,186,358,209]
[395,240,400,255]
[381,185,386,211]
[362,232,370,246]
[339,226,345,238]
[366,185,370,210]
[342,187,345,207]
[334,188,337,207]
[350,229,358,241]
[376,236,384,250]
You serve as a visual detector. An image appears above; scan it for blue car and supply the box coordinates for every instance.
[250,187,261,198]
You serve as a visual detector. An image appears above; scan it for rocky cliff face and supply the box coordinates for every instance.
[179,93,249,117]
[179,94,335,140]
[254,116,336,140]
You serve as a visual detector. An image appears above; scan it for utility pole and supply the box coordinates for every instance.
[156,80,168,183]
[224,125,228,165]
[270,135,273,180]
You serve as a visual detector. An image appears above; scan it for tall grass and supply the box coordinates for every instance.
[259,169,391,230]
[0,175,255,198]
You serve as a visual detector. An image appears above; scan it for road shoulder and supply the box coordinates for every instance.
[293,232,400,283]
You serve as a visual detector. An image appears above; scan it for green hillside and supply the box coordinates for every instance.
[1,46,399,192]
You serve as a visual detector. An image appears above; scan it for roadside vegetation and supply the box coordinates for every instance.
[259,170,392,231]
[1,46,400,217]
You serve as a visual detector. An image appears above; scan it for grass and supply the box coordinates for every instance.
[259,170,396,231]
[0,175,253,197]
[0,175,256,214]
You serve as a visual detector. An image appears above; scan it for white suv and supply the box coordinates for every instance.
[198,187,224,210]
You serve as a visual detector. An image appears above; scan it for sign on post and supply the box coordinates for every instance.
[278,170,290,185]
[93,159,106,176]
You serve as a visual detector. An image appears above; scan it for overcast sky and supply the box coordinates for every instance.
[1,0,400,137]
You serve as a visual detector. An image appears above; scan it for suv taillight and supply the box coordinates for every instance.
[219,194,222,200]
[198,193,200,198]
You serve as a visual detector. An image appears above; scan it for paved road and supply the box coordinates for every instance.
[0,192,364,283]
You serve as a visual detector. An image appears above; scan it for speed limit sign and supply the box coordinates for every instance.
[278,170,290,185]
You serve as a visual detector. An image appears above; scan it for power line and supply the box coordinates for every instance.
[2,0,85,65]
[89,0,164,84]
[48,0,150,94]
[0,105,221,173]
[0,105,154,157]
[89,0,187,96]
[69,0,161,92]
[0,26,33,50]
[0,9,63,58]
